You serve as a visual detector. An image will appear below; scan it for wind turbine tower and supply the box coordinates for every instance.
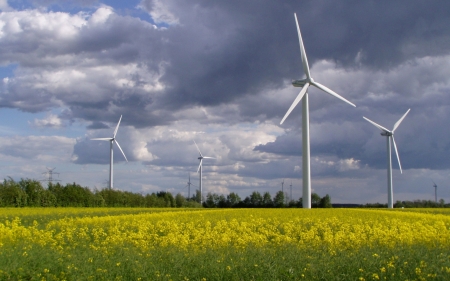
[280,13,356,209]
[363,109,410,208]
[91,115,128,189]
[290,181,293,202]
[185,173,196,201]
[194,141,215,204]
[432,181,437,203]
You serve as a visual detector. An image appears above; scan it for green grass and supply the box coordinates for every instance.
[1,242,449,280]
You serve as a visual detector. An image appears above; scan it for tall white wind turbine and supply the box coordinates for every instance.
[194,141,215,205]
[363,109,410,208]
[280,13,356,209]
[91,115,128,189]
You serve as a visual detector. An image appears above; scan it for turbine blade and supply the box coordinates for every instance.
[193,140,203,157]
[294,13,311,80]
[312,81,356,107]
[363,117,391,133]
[114,140,128,162]
[91,138,113,141]
[391,135,402,174]
[392,109,410,132]
[113,115,123,138]
[197,159,202,173]
[202,156,215,159]
[280,83,309,124]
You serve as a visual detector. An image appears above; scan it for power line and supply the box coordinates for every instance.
[41,167,61,184]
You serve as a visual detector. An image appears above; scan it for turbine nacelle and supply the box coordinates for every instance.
[292,79,309,87]
[280,13,355,126]
[381,131,392,137]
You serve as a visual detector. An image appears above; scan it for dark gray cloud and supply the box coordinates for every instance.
[1,0,450,203]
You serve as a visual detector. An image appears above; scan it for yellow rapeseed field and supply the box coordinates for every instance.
[1,208,449,280]
[1,208,449,252]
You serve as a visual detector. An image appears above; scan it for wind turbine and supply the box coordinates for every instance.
[290,181,293,202]
[432,181,437,203]
[363,109,410,208]
[194,141,215,205]
[91,115,128,189]
[281,179,285,193]
[184,173,197,201]
[280,13,356,209]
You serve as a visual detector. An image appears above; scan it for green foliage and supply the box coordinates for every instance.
[0,178,28,207]
[319,194,332,208]
[0,178,201,208]
[273,191,285,208]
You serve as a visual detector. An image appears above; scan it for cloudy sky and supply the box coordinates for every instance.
[0,0,449,204]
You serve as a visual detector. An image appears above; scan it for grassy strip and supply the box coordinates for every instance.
[1,243,449,280]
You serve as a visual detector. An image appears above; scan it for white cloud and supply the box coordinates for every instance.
[30,113,64,128]
[138,0,179,25]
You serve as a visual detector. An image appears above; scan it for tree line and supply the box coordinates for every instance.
[202,191,332,208]
[363,199,449,208]
[0,178,334,208]
[0,178,201,208]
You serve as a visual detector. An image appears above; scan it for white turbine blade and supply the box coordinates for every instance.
[113,115,123,138]
[312,81,356,107]
[391,135,402,174]
[114,140,128,162]
[393,109,410,132]
[91,137,113,141]
[197,159,202,173]
[363,117,391,133]
[280,83,310,124]
[193,140,203,157]
[294,13,311,80]
[202,156,215,159]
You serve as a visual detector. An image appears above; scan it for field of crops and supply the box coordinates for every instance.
[1,208,449,280]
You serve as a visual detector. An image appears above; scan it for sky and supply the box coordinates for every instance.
[0,0,449,204]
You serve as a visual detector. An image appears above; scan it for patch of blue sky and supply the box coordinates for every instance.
[0,64,17,79]
[0,108,87,138]
[5,0,169,28]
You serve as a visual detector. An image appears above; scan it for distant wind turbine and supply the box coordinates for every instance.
[363,109,410,208]
[290,181,293,202]
[194,141,215,204]
[184,173,197,201]
[280,13,356,209]
[91,115,128,189]
[432,181,437,203]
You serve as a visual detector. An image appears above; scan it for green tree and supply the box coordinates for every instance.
[0,178,28,207]
[250,191,263,207]
[319,194,332,208]
[227,192,241,207]
[175,193,186,207]
[311,193,321,208]
[262,192,273,207]
[273,191,285,208]
[191,190,202,204]
[19,178,44,207]
[204,192,219,208]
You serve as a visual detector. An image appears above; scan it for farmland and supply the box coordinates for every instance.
[1,208,450,280]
